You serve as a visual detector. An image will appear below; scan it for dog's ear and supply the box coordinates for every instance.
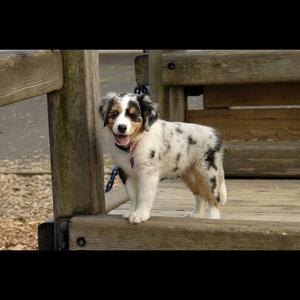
[137,94,159,131]
[99,92,117,127]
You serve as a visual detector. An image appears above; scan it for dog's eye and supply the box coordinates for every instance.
[111,111,119,118]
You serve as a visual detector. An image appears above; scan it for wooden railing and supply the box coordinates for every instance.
[135,50,300,178]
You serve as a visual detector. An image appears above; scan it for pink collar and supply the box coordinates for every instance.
[130,138,140,155]
[129,138,141,168]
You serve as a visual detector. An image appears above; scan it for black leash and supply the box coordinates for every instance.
[134,49,149,96]
[105,49,149,193]
[105,167,119,193]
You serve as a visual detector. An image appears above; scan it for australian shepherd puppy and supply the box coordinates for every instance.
[100,92,227,224]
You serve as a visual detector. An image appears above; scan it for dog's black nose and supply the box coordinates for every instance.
[118,124,127,133]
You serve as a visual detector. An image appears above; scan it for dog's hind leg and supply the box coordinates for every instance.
[181,172,206,218]
[192,165,221,219]
[218,165,227,205]
[184,194,206,218]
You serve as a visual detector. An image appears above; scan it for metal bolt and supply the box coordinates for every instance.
[76,237,86,247]
[168,63,176,70]
[59,220,68,233]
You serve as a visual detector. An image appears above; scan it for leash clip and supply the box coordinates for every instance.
[105,166,118,193]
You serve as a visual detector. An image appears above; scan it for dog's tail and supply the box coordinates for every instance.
[218,165,227,205]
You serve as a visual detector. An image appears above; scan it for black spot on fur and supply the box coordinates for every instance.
[117,167,128,185]
[167,144,171,151]
[214,130,223,152]
[176,153,181,161]
[205,148,218,170]
[210,176,217,192]
[216,195,220,202]
[188,136,197,145]
[159,154,161,160]
[137,94,158,130]
[176,127,183,134]
[205,129,223,171]
[150,150,155,159]
[172,167,179,172]
[187,135,197,153]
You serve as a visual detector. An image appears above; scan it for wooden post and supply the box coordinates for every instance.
[47,50,104,249]
[168,86,187,122]
[148,50,169,120]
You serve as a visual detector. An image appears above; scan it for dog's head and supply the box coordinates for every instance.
[99,92,158,147]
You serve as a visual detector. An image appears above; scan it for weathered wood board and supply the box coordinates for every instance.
[162,50,300,86]
[0,50,63,107]
[135,54,148,86]
[69,214,300,250]
[47,50,105,220]
[204,83,300,108]
[148,50,169,120]
[110,179,300,222]
[168,86,186,122]
[224,140,300,177]
[70,178,300,250]
[187,108,300,140]
[105,186,128,213]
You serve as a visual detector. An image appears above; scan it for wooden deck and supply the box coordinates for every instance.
[108,179,300,222]
[69,179,300,250]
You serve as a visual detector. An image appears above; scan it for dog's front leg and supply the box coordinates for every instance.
[122,177,138,219]
[128,171,159,224]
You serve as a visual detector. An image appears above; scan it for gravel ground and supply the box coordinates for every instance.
[0,155,119,250]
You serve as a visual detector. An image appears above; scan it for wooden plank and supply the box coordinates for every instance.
[134,54,148,86]
[224,141,300,177]
[105,185,128,213]
[109,179,300,222]
[168,86,186,122]
[0,50,63,107]
[69,215,300,250]
[148,50,169,120]
[187,108,300,140]
[47,50,105,223]
[109,209,300,223]
[162,50,300,86]
[204,83,300,108]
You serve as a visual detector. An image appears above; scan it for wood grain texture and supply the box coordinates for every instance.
[168,86,186,122]
[149,50,169,120]
[110,179,300,222]
[105,185,128,213]
[47,50,105,220]
[135,54,148,86]
[0,50,63,107]
[162,50,300,86]
[204,83,300,108]
[187,108,300,140]
[224,140,300,177]
[69,214,300,250]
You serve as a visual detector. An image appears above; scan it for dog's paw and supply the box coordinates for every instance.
[122,211,130,219]
[128,211,150,224]
[207,206,220,219]
[184,211,203,218]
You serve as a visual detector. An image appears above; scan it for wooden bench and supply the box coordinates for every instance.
[135,50,300,178]
[1,50,300,250]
